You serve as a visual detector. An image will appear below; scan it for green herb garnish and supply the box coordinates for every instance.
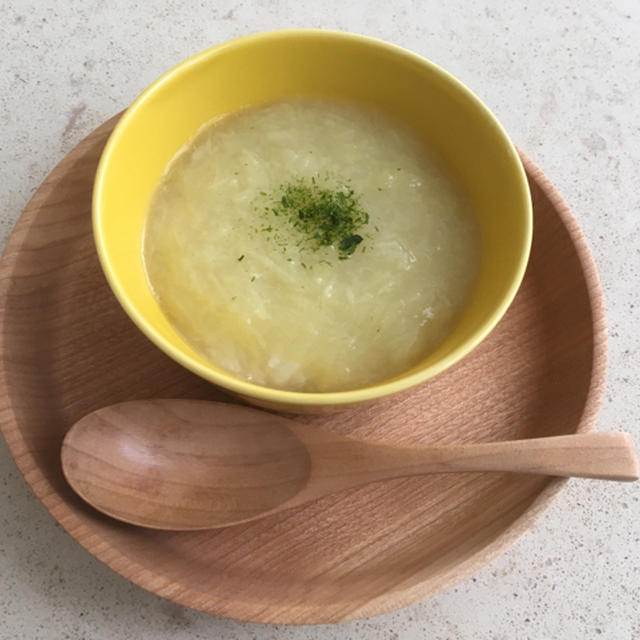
[261,176,371,260]
[338,234,363,256]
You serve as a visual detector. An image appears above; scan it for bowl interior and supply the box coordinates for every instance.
[94,31,531,405]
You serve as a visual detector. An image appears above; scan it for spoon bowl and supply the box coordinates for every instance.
[62,400,312,529]
[61,399,638,530]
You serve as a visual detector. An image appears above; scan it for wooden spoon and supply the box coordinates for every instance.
[61,399,638,530]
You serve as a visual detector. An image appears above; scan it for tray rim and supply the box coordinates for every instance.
[0,117,607,624]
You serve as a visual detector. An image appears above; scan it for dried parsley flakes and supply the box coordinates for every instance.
[260,177,372,260]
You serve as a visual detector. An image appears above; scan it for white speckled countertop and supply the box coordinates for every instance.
[1,1,639,638]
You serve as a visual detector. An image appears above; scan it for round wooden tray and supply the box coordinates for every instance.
[0,116,606,624]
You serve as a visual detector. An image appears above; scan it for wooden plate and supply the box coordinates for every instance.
[0,116,606,624]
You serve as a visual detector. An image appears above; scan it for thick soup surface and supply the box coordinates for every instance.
[144,100,478,392]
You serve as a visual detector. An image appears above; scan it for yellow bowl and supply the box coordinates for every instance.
[93,30,532,413]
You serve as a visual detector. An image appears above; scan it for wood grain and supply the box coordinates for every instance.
[0,116,607,623]
[61,399,636,530]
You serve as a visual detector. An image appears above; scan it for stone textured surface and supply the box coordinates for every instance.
[1,1,638,638]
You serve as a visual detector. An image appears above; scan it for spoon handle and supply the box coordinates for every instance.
[388,432,638,481]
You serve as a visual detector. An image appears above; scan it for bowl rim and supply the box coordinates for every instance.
[93,28,533,407]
